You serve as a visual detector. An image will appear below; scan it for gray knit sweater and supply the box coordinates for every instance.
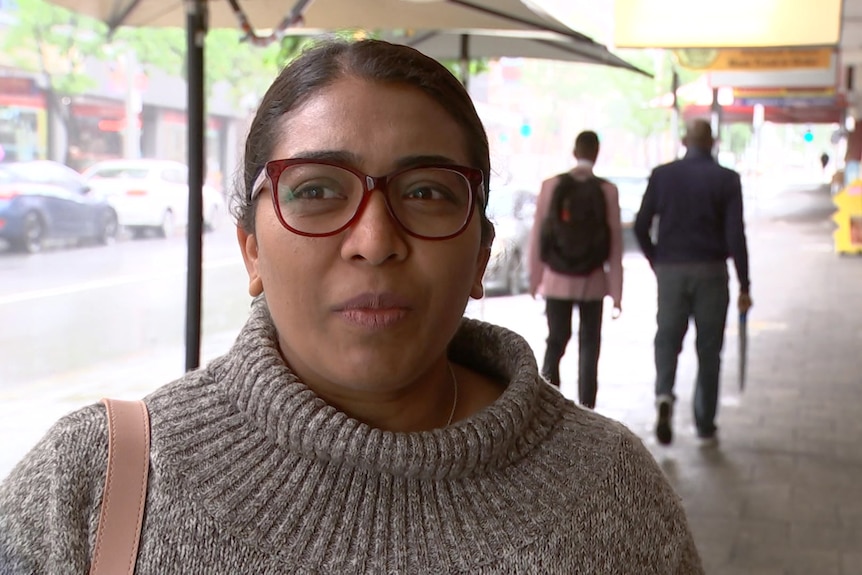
[0,299,703,574]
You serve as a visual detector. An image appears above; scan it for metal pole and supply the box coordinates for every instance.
[185,0,207,372]
[459,34,470,89]
[670,67,680,159]
[710,87,721,157]
[123,50,142,159]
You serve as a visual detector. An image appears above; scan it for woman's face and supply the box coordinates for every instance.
[238,76,490,398]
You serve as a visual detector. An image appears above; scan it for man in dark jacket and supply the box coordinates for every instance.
[634,119,752,447]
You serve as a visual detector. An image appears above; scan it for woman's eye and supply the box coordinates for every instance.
[281,182,342,201]
[403,184,450,201]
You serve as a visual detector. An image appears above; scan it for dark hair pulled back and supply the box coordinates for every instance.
[232,38,494,246]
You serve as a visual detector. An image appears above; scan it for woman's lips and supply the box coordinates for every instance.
[335,292,412,329]
[339,308,409,329]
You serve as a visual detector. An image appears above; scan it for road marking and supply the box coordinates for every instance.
[0,257,242,305]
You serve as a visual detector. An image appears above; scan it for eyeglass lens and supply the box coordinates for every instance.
[274,164,472,237]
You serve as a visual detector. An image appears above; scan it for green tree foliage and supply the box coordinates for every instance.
[203,29,281,107]
[513,49,714,167]
[442,59,489,85]
[1,0,109,161]
[0,0,303,162]
[274,34,319,68]
[111,27,185,77]
[514,50,666,163]
[0,0,107,92]
[111,26,282,107]
[0,0,297,112]
[608,53,668,140]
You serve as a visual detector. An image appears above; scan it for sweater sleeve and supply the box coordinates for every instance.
[724,171,750,292]
[527,177,555,294]
[0,405,107,575]
[602,181,624,306]
[634,173,657,265]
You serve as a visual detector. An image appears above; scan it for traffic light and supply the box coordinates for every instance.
[803,130,814,143]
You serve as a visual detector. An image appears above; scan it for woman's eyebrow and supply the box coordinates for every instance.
[392,155,461,169]
[289,150,359,164]
[287,152,462,171]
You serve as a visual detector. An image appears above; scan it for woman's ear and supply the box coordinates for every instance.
[237,226,263,296]
[470,245,491,300]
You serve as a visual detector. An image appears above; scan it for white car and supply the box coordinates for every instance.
[83,159,224,238]
[482,187,536,295]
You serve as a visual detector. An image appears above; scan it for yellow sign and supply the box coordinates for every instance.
[832,182,862,254]
[733,87,835,98]
[674,48,833,71]
[615,0,840,48]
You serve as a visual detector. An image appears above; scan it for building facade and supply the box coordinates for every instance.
[0,55,249,195]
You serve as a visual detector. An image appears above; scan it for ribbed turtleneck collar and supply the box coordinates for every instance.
[149,298,582,570]
[206,297,561,479]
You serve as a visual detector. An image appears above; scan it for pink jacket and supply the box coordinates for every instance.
[528,164,623,306]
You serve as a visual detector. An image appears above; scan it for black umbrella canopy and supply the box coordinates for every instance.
[44,0,630,370]
[48,0,587,31]
[378,29,652,80]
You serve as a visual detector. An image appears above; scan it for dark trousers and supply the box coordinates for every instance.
[541,298,603,408]
[654,263,729,436]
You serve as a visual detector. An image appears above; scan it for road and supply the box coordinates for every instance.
[0,227,250,388]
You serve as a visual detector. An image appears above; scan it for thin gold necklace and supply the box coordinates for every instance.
[446,363,458,426]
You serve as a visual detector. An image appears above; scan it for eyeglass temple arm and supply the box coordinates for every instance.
[249,169,268,203]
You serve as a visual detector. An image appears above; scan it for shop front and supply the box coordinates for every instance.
[0,75,47,162]
[66,97,127,171]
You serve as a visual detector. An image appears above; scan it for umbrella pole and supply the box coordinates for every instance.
[671,67,680,159]
[185,0,207,372]
[459,34,470,89]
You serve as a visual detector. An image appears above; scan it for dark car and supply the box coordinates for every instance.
[483,187,537,295]
[0,160,118,253]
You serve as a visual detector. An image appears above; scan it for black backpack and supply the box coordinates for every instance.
[539,173,610,276]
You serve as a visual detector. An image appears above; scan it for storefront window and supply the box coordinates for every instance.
[0,108,40,161]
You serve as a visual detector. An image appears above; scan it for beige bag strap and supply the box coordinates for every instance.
[89,398,151,575]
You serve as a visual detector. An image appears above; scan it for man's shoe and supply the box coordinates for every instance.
[655,397,673,445]
[697,431,719,448]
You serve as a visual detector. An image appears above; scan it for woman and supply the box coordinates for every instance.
[0,39,703,573]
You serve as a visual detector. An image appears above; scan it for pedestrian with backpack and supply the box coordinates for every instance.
[528,130,623,409]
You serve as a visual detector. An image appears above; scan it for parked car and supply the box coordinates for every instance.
[0,160,118,253]
[83,159,224,238]
[483,187,537,295]
[604,172,649,228]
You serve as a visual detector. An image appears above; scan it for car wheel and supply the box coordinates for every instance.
[96,210,119,245]
[12,211,45,254]
[157,210,175,238]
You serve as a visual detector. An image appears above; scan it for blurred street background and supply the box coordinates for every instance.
[2,0,862,571]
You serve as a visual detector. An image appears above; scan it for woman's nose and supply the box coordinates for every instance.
[340,190,408,265]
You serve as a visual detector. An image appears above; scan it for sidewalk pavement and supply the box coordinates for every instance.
[1,182,860,573]
[606,183,862,575]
